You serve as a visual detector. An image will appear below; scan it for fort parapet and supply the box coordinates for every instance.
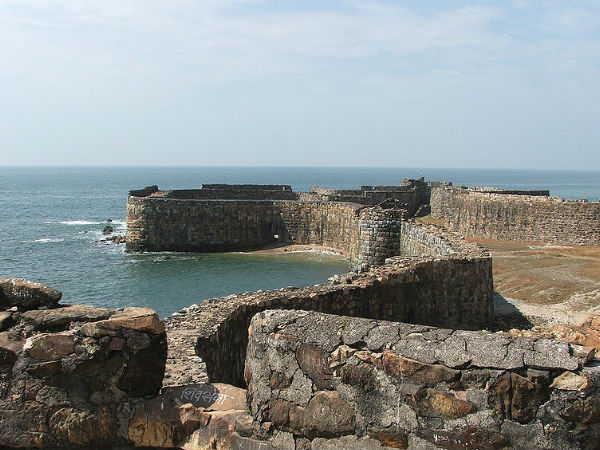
[431,185,600,245]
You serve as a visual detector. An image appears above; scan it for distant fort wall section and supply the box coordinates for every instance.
[431,185,600,245]
[126,183,427,267]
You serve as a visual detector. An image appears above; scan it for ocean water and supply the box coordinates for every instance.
[1,166,598,317]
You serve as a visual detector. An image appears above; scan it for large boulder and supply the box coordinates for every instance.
[21,304,114,331]
[0,277,62,311]
[0,302,167,448]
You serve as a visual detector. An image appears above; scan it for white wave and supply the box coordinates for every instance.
[59,220,105,225]
[31,238,64,243]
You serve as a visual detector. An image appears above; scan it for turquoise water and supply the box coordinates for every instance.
[1,166,598,317]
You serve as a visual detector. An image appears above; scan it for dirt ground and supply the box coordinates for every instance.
[471,238,600,320]
[467,237,600,352]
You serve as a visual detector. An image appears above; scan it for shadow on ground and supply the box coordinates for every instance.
[492,292,533,331]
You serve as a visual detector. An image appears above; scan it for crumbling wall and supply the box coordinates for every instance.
[431,187,600,245]
[244,309,600,450]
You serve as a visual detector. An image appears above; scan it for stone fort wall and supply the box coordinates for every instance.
[431,186,600,245]
[126,195,405,268]
[187,222,493,386]
[126,184,495,387]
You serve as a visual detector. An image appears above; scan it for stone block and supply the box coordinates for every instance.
[0,278,62,311]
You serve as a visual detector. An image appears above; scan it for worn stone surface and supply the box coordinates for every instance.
[311,435,391,449]
[488,371,550,424]
[128,385,247,449]
[416,426,509,450]
[550,371,592,391]
[21,304,114,331]
[413,388,474,419]
[0,279,168,449]
[382,352,460,385]
[0,311,13,331]
[296,343,333,390]
[302,391,356,438]
[245,310,600,450]
[24,332,76,360]
[0,277,62,310]
[81,307,165,336]
[162,383,247,411]
[231,433,275,450]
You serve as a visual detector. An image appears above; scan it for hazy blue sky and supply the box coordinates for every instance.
[1,1,598,168]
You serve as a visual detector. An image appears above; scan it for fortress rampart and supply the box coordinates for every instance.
[126,185,421,267]
[187,221,493,386]
[431,186,600,245]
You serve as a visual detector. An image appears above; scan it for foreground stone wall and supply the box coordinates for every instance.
[244,309,600,450]
[190,224,493,387]
[431,187,600,245]
[0,278,166,448]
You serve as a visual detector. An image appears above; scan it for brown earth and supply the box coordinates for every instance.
[472,238,600,309]
[468,237,600,353]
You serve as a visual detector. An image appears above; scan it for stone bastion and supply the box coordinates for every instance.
[431,184,600,245]
[1,181,599,449]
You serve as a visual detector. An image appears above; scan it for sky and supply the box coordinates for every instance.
[0,1,599,169]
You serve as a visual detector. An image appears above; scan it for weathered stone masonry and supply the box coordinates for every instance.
[127,184,495,388]
[245,309,599,450]
[0,278,167,448]
[126,188,407,267]
[431,186,600,245]
[190,221,493,387]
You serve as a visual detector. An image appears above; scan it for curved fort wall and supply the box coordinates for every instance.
[184,222,493,386]
[127,194,405,267]
[431,186,600,245]
[126,184,494,386]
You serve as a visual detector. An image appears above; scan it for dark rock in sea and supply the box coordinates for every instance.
[103,225,114,235]
[0,277,62,311]
[107,218,113,223]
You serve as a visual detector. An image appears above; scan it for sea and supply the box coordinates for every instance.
[1,166,598,318]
